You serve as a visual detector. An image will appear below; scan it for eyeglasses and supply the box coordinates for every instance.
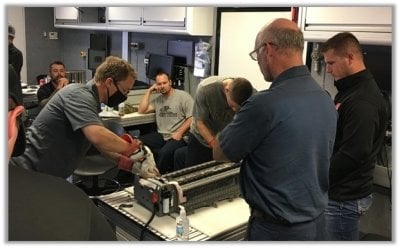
[249,42,277,61]
[249,43,266,61]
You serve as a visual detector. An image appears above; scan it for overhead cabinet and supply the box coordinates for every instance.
[79,7,106,24]
[54,7,78,24]
[298,6,392,45]
[55,7,106,25]
[54,7,214,36]
[107,7,142,25]
[142,7,186,27]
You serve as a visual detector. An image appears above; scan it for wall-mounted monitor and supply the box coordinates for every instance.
[90,33,109,50]
[146,53,175,80]
[167,40,194,67]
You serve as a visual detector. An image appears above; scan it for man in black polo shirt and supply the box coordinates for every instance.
[321,32,389,241]
[37,60,70,107]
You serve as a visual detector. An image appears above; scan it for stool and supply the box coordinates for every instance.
[74,155,120,197]
[74,120,125,196]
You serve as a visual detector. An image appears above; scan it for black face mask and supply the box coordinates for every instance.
[107,83,127,108]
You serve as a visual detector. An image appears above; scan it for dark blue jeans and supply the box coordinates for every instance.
[139,132,187,174]
[245,212,326,241]
[173,132,213,171]
[325,194,373,240]
[184,133,213,166]
[173,146,187,171]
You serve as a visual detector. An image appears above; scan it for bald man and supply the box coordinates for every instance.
[212,18,338,241]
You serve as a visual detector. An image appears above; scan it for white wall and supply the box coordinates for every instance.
[7,6,27,83]
[218,11,291,91]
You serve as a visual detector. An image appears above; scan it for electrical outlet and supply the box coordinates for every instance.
[49,32,58,40]
[80,51,87,58]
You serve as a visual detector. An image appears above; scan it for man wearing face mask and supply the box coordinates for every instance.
[8,64,117,241]
[11,56,160,180]
[37,61,70,108]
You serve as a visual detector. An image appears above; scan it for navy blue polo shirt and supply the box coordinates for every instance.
[218,65,337,224]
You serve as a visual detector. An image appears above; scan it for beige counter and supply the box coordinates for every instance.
[100,110,156,127]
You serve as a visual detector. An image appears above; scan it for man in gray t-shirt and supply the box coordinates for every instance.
[138,71,194,174]
[11,56,159,179]
[174,76,254,170]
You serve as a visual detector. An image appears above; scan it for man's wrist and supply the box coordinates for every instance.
[207,137,216,147]
[120,134,141,156]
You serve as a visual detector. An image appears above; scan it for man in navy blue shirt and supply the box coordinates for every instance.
[213,18,337,241]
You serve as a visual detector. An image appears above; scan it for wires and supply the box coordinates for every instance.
[139,190,159,241]
[139,205,156,240]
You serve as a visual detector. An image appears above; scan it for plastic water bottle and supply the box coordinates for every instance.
[176,216,184,240]
[118,102,125,116]
[176,205,189,241]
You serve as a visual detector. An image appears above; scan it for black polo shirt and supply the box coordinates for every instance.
[37,82,56,103]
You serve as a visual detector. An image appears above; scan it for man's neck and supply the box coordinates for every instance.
[163,87,175,97]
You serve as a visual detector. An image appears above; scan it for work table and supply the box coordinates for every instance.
[96,187,250,241]
[100,111,156,127]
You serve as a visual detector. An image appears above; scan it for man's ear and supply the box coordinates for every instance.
[347,53,355,65]
[104,77,113,87]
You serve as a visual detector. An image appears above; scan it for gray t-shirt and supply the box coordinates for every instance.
[151,89,194,140]
[11,83,103,178]
[190,81,235,147]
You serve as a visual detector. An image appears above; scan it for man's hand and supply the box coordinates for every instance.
[118,145,160,179]
[149,83,161,93]
[130,145,160,178]
[55,78,69,89]
[117,134,159,178]
[120,134,142,156]
[170,132,183,141]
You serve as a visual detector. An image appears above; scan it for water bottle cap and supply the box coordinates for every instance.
[178,205,186,216]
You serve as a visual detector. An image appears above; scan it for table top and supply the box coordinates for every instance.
[97,187,250,241]
[100,111,156,127]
